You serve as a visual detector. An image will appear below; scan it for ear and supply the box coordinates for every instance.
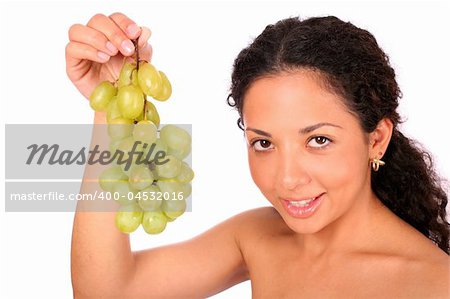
[368,118,393,159]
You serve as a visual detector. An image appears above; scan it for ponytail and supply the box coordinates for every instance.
[372,129,449,253]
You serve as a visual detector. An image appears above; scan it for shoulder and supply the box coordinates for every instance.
[227,206,281,224]
[379,210,450,297]
[231,206,286,234]
[229,206,292,253]
[398,253,450,298]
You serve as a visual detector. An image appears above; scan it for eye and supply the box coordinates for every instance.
[251,139,274,152]
[307,136,332,149]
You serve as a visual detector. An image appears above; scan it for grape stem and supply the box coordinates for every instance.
[132,37,147,121]
[143,96,148,121]
[133,38,140,71]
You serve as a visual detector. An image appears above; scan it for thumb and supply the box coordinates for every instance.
[139,43,153,63]
[137,26,152,48]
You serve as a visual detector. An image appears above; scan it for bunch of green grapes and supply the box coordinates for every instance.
[89,53,194,235]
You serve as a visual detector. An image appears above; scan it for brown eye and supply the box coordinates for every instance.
[307,136,331,148]
[315,137,327,144]
[260,140,271,148]
[252,139,274,152]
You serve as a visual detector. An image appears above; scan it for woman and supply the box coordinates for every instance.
[68,13,450,298]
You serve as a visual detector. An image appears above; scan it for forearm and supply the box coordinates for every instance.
[71,112,135,297]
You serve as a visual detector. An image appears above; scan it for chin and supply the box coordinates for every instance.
[286,218,326,235]
[274,205,327,235]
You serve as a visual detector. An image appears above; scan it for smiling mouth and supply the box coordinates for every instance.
[288,199,315,207]
[280,193,325,218]
[282,192,325,207]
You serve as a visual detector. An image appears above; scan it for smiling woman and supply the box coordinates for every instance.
[69,13,449,298]
[227,16,449,296]
[229,16,449,249]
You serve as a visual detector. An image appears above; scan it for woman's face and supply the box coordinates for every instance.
[242,70,372,234]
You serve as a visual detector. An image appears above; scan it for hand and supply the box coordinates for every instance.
[65,12,152,100]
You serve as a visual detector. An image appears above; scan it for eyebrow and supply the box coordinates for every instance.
[245,122,343,137]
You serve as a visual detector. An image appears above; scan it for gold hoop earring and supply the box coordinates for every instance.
[370,157,385,172]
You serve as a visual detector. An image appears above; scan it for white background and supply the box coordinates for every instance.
[0,1,449,298]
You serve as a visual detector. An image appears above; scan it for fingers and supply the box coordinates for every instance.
[108,13,151,50]
[65,41,111,65]
[109,12,141,40]
[66,13,152,66]
[139,43,153,62]
[69,24,118,57]
[87,13,136,56]
[137,26,152,49]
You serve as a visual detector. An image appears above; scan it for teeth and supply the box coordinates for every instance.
[288,198,314,207]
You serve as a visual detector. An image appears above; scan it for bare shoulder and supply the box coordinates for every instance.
[399,251,450,298]
[230,206,293,255]
[227,206,280,224]
[411,242,449,297]
[384,213,450,297]
[232,206,287,236]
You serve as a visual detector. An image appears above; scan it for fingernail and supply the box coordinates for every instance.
[121,40,135,55]
[126,24,140,38]
[97,51,110,61]
[106,41,118,54]
[142,43,151,52]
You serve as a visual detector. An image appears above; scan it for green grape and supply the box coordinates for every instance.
[158,180,189,219]
[115,203,143,233]
[133,120,157,144]
[129,164,154,190]
[176,162,195,183]
[153,71,172,101]
[137,62,163,97]
[137,185,162,211]
[160,125,191,156]
[99,166,128,192]
[89,81,117,112]
[162,197,186,220]
[117,85,144,119]
[109,138,124,159]
[164,214,175,222]
[142,211,167,234]
[117,62,136,88]
[116,136,136,159]
[120,159,137,177]
[111,181,137,205]
[116,136,149,175]
[108,117,134,140]
[147,138,168,163]
[106,97,121,123]
[155,155,182,178]
[136,101,160,127]
[181,182,192,199]
[158,180,192,198]
[168,143,191,160]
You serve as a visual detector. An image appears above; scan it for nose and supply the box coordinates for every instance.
[277,147,311,191]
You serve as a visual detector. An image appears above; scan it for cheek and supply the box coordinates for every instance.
[317,144,369,197]
[248,153,273,194]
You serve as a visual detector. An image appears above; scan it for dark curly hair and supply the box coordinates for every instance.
[227,16,449,254]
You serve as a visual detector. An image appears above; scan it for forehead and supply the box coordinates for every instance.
[242,71,356,129]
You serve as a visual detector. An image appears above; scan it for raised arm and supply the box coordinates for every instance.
[68,13,249,298]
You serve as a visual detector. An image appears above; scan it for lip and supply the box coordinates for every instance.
[280,192,325,219]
